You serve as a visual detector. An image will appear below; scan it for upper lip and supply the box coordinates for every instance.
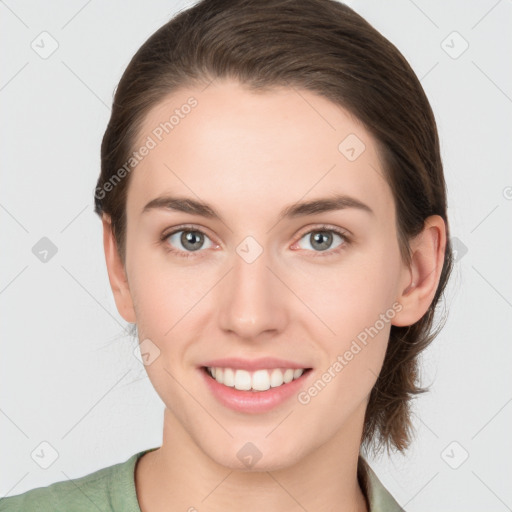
[201,357,311,371]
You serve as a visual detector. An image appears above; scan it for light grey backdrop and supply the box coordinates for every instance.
[1,1,511,511]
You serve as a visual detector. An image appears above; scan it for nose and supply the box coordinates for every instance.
[217,246,289,341]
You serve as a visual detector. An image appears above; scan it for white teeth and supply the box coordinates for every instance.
[235,370,252,391]
[206,366,307,391]
[223,368,235,387]
[269,369,284,388]
[283,369,294,383]
[252,370,270,391]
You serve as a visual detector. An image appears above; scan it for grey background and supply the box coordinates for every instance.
[1,1,511,510]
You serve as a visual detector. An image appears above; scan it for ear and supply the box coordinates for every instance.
[392,215,447,327]
[102,214,137,324]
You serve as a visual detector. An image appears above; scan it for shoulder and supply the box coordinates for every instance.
[0,462,119,512]
[0,450,151,512]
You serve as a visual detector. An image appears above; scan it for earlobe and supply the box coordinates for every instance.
[392,215,446,327]
[102,215,137,324]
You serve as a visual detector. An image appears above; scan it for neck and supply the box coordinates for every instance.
[135,407,369,512]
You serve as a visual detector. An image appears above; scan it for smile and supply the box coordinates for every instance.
[200,364,313,413]
[205,366,308,392]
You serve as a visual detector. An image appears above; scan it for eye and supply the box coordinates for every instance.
[160,224,351,259]
[293,225,351,257]
[160,226,215,258]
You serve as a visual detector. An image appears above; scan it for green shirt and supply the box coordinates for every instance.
[0,448,405,511]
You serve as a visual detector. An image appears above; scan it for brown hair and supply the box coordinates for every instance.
[94,0,454,457]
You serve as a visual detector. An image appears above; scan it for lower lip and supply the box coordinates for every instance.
[200,367,312,414]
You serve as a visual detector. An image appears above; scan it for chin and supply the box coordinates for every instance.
[202,436,306,472]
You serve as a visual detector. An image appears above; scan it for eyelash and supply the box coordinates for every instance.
[159,224,352,259]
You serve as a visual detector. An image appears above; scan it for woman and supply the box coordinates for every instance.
[0,0,453,510]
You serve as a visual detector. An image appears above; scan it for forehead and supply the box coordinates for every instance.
[127,79,393,224]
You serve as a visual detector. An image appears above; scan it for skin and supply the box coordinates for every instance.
[102,78,446,512]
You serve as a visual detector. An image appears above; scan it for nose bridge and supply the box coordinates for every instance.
[217,239,287,338]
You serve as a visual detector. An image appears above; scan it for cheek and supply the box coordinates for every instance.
[126,256,202,410]
[127,246,209,333]
[298,278,394,418]
[291,241,400,396]
[294,249,400,341]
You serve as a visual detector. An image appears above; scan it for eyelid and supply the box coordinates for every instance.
[160,222,352,257]
[295,223,352,240]
[161,223,217,240]
[161,223,352,241]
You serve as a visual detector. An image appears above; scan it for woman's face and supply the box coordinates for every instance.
[113,79,413,469]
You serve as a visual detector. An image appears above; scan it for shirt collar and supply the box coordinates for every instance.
[358,455,405,511]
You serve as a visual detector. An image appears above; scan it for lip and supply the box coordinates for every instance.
[200,357,309,371]
[199,365,313,414]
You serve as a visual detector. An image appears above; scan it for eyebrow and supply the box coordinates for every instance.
[141,193,374,221]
